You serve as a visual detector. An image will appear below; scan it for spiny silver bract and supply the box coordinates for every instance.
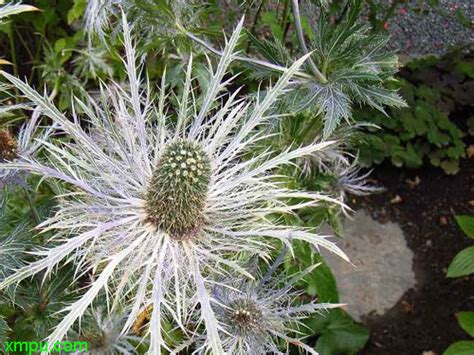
[0,16,348,353]
[85,0,198,45]
[145,139,211,240]
[0,110,52,190]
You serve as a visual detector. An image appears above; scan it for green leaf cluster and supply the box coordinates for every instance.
[356,80,465,174]
[444,311,474,355]
[444,216,474,354]
[447,216,474,278]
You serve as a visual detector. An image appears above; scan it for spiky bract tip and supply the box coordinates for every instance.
[145,139,211,240]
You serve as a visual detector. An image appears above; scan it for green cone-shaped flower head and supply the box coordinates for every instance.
[145,139,211,240]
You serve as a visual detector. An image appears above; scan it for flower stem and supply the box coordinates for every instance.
[23,187,41,225]
[291,0,328,84]
[182,26,315,81]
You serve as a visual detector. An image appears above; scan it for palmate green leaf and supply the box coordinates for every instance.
[447,246,474,278]
[440,159,460,175]
[456,216,474,239]
[458,312,474,337]
[444,341,474,355]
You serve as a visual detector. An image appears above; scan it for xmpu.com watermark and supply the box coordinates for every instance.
[1,341,88,354]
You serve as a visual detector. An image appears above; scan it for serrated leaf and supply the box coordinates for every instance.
[246,30,291,67]
[447,246,474,278]
[455,216,474,239]
[354,85,407,112]
[308,84,351,137]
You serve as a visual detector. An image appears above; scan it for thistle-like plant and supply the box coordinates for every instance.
[189,0,406,137]
[330,158,382,201]
[0,17,348,352]
[182,254,341,354]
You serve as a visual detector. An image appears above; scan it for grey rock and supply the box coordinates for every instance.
[322,209,416,321]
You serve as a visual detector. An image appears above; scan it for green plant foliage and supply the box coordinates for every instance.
[285,240,339,303]
[0,315,9,344]
[356,80,465,174]
[458,312,474,338]
[445,219,474,353]
[246,0,405,136]
[305,309,369,355]
[444,341,474,355]
[455,215,474,239]
[447,246,474,278]
[447,215,474,278]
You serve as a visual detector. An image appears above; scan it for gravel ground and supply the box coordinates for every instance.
[378,1,473,58]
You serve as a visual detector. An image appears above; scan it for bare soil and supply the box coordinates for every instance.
[354,158,474,355]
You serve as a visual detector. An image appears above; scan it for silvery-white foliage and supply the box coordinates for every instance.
[0,17,348,353]
[0,2,37,22]
[0,230,25,280]
[297,122,370,173]
[85,0,196,41]
[332,158,382,201]
[0,108,53,190]
[298,123,382,202]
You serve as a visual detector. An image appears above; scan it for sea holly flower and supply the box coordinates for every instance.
[0,17,348,353]
[331,158,382,202]
[182,255,341,354]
